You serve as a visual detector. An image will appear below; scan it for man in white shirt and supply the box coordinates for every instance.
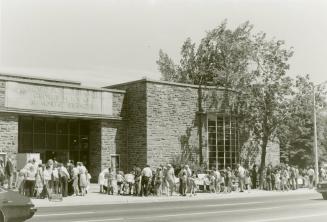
[237,164,246,192]
[141,164,152,196]
[308,167,315,189]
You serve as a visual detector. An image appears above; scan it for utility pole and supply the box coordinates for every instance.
[313,85,319,184]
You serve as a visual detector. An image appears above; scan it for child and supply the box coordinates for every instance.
[188,173,197,197]
[106,168,114,195]
[275,170,281,191]
[16,168,27,195]
[116,171,125,195]
[181,171,187,196]
[86,172,92,194]
[209,173,216,193]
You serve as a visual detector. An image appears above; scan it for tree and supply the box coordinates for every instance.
[278,75,327,168]
[156,21,255,164]
[244,33,294,183]
[156,21,294,179]
[157,20,254,88]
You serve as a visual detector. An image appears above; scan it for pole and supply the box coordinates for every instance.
[313,85,319,184]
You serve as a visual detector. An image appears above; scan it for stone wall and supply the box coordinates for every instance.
[146,82,206,168]
[112,92,126,117]
[101,120,127,171]
[109,81,147,170]
[0,113,18,167]
[89,120,102,181]
[89,119,127,181]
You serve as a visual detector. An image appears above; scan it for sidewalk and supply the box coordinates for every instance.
[32,184,317,208]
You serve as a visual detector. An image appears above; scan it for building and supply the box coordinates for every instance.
[0,74,279,179]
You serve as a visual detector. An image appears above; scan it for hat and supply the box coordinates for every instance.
[167,164,172,168]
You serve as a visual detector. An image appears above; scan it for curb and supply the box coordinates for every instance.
[33,189,318,208]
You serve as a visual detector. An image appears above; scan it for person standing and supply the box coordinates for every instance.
[5,157,14,189]
[266,165,272,191]
[155,167,163,196]
[52,164,60,194]
[59,163,70,197]
[78,162,88,196]
[25,165,36,197]
[251,165,258,189]
[133,167,141,196]
[35,164,44,198]
[43,165,52,197]
[308,167,315,189]
[225,167,232,193]
[141,164,152,196]
[166,164,175,196]
[0,160,5,187]
[106,167,115,195]
[67,160,75,196]
[237,164,245,192]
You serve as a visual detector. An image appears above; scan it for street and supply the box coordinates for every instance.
[28,192,327,222]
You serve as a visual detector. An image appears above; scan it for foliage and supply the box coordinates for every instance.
[243,32,294,176]
[277,75,327,168]
[157,20,254,88]
[157,20,296,180]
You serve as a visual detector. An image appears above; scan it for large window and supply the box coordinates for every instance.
[18,116,90,166]
[207,114,239,169]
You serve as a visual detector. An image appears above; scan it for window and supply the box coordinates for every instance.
[18,117,90,165]
[207,114,239,169]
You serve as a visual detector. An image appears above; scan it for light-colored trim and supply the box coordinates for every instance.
[0,77,125,93]
[0,72,81,85]
[106,78,240,93]
[0,108,123,120]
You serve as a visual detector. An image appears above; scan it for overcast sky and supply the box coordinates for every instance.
[1,0,326,86]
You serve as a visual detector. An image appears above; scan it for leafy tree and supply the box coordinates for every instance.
[156,21,294,179]
[157,20,254,88]
[244,33,294,182]
[278,75,327,168]
[157,21,255,164]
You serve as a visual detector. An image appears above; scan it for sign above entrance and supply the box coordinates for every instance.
[5,81,113,116]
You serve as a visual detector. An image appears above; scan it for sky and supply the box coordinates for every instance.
[0,0,327,87]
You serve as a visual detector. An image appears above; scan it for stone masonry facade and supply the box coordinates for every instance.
[0,74,280,178]
[109,79,280,170]
[0,113,18,166]
[109,81,148,169]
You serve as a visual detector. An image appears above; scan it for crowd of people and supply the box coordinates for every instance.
[0,156,323,199]
[14,159,91,199]
[97,163,321,197]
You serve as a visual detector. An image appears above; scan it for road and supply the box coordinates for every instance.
[28,192,327,222]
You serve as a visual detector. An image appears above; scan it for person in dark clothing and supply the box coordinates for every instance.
[67,160,75,196]
[251,165,258,189]
[5,157,14,189]
[133,167,141,196]
[58,163,70,197]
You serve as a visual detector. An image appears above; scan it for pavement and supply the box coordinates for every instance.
[28,190,325,222]
[31,183,318,208]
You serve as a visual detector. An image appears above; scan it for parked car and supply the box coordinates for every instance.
[0,187,36,222]
[316,181,327,200]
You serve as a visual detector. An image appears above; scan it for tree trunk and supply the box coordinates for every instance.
[259,135,268,187]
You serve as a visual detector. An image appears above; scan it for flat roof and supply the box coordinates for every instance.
[0,72,81,85]
[0,75,125,94]
[106,77,240,93]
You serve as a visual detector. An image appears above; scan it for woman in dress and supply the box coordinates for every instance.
[78,162,88,196]
[72,164,80,196]
[35,164,44,198]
